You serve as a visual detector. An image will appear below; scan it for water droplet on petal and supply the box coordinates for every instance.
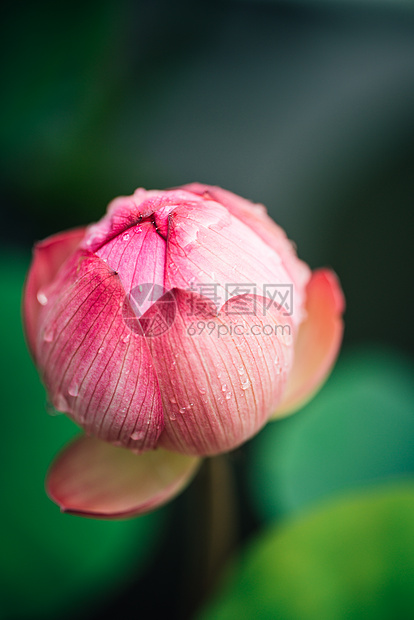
[45,399,62,416]
[37,290,48,305]
[241,379,250,390]
[98,346,104,354]
[179,407,186,414]
[123,232,130,241]
[226,391,232,400]
[122,333,131,344]
[238,366,245,375]
[169,412,177,421]
[170,397,177,404]
[198,385,206,394]
[221,383,227,392]
[68,382,79,397]
[130,430,145,441]
[54,392,69,412]
[43,323,56,343]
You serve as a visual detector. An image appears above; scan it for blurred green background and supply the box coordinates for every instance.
[1,0,414,618]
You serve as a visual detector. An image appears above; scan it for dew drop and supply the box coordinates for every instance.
[179,407,186,414]
[134,225,142,234]
[198,385,206,395]
[68,382,79,397]
[130,430,145,441]
[122,333,131,344]
[241,379,250,391]
[98,346,104,354]
[170,397,177,404]
[54,392,69,412]
[169,412,177,421]
[221,383,227,392]
[123,232,130,241]
[274,355,279,365]
[238,366,245,375]
[43,323,56,343]
[37,290,48,305]
[45,399,62,416]
[226,391,232,400]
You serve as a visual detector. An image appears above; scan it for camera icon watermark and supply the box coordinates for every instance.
[123,283,177,337]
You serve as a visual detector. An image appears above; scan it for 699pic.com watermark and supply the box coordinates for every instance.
[122,281,293,338]
[186,320,292,339]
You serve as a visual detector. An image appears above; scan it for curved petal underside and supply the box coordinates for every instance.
[46,435,200,518]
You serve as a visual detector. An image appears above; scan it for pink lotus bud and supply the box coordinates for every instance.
[23,184,344,518]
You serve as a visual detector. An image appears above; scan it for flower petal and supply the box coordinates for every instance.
[36,249,164,451]
[144,289,295,455]
[164,197,307,331]
[46,435,200,518]
[272,269,345,418]
[182,183,311,299]
[23,228,86,361]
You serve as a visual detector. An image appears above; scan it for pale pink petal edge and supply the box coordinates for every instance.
[46,435,201,519]
[23,227,86,360]
[271,268,345,418]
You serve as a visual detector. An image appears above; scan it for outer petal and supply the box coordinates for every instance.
[23,227,86,361]
[182,183,311,301]
[46,435,200,518]
[272,269,345,418]
[145,289,295,455]
[36,249,164,452]
[164,198,307,331]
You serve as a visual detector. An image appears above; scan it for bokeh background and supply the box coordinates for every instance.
[1,1,414,618]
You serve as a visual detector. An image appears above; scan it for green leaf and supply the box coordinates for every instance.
[199,483,414,620]
[248,346,414,521]
[0,251,164,619]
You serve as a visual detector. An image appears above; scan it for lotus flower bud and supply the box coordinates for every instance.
[23,184,344,518]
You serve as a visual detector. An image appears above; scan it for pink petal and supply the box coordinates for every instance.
[182,183,311,299]
[81,188,204,252]
[46,435,200,518]
[163,198,307,332]
[36,249,164,451]
[94,218,167,315]
[23,228,86,361]
[272,269,345,418]
[144,289,295,455]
